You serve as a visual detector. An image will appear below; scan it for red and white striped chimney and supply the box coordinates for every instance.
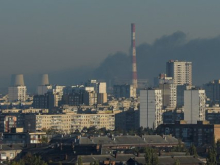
[131,23,138,88]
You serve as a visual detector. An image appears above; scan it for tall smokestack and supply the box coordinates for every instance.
[14,74,25,86]
[131,23,138,88]
[41,74,49,85]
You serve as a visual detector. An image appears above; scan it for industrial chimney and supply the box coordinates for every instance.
[14,74,25,86]
[41,74,49,85]
[131,23,138,88]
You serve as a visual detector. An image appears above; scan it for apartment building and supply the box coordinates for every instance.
[157,120,220,147]
[24,113,115,133]
[184,89,206,124]
[166,60,192,85]
[140,89,163,129]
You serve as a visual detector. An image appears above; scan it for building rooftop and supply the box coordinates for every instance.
[79,135,178,145]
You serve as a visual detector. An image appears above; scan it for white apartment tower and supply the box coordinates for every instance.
[184,89,206,124]
[166,60,192,85]
[140,89,163,129]
[8,74,27,102]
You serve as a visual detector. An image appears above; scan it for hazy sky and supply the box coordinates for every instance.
[0,1,220,78]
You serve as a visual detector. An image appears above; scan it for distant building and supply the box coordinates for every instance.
[113,84,136,98]
[184,89,206,124]
[205,105,220,124]
[37,85,52,95]
[203,80,220,105]
[140,89,163,129]
[8,74,27,102]
[162,109,184,124]
[97,93,107,104]
[32,93,55,110]
[115,109,139,131]
[154,73,173,87]
[166,60,192,85]
[83,91,97,106]
[2,116,17,132]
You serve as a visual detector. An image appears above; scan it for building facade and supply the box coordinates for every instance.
[203,80,220,105]
[140,89,163,129]
[159,83,176,109]
[166,60,192,86]
[157,121,220,147]
[24,113,115,133]
[8,86,27,102]
[113,84,136,98]
[184,89,206,124]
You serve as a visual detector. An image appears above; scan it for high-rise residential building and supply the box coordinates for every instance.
[113,84,136,98]
[159,83,177,109]
[8,74,27,102]
[166,60,192,85]
[140,89,163,129]
[184,89,206,124]
[203,80,220,104]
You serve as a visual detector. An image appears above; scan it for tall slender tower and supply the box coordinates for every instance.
[131,23,138,88]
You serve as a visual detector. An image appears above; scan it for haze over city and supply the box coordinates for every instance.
[2,1,220,164]
[0,1,220,92]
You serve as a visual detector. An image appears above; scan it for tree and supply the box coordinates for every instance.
[78,156,83,165]
[189,144,198,158]
[90,160,99,165]
[145,147,158,165]
[174,159,180,165]
[172,139,185,152]
[40,136,49,144]
[207,147,217,165]
[22,153,48,165]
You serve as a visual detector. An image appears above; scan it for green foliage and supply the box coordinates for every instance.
[172,139,186,152]
[144,147,158,165]
[10,160,25,165]
[78,156,83,165]
[10,153,47,165]
[90,160,99,165]
[189,144,198,158]
[174,159,180,165]
[42,128,58,135]
[207,147,217,165]
[40,136,49,144]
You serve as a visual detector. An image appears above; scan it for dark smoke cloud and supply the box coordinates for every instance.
[94,31,220,86]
